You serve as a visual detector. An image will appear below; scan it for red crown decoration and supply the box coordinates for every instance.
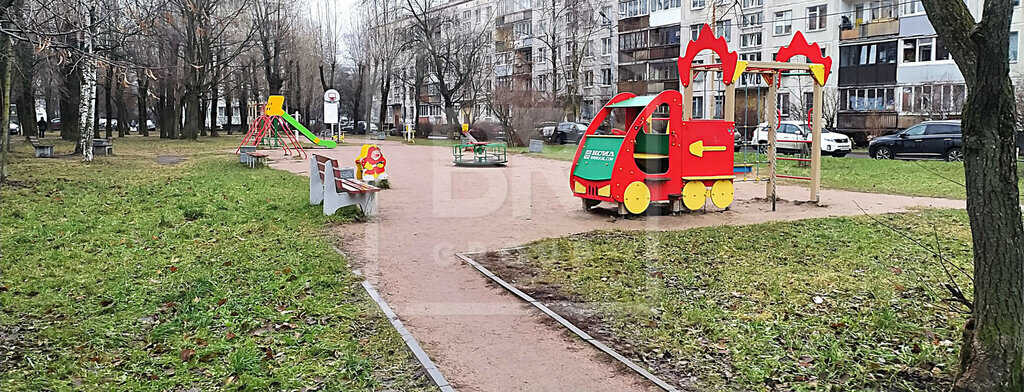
[677,24,739,87]
[776,31,833,85]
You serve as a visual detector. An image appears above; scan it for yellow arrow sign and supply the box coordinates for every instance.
[688,140,727,157]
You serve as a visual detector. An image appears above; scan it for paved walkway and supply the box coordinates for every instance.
[268,141,963,391]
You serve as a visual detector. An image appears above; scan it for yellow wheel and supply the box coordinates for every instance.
[710,180,734,209]
[622,181,651,214]
[682,181,706,210]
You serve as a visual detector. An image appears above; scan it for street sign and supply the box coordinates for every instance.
[324,89,339,124]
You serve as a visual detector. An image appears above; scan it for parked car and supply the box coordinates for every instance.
[749,121,853,157]
[354,121,378,134]
[50,117,61,131]
[8,121,20,135]
[549,122,588,144]
[869,120,963,161]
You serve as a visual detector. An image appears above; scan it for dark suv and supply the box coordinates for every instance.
[868,120,963,161]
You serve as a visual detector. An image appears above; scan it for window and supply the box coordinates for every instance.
[840,42,897,66]
[903,0,925,15]
[1011,31,1019,62]
[601,6,613,24]
[513,21,531,36]
[903,37,946,62]
[742,0,762,7]
[584,70,594,86]
[741,32,762,48]
[742,12,763,28]
[804,91,814,113]
[902,39,917,62]
[904,124,926,136]
[739,52,761,84]
[602,37,612,55]
[619,31,648,51]
[651,27,680,46]
[714,95,724,118]
[936,39,951,60]
[475,9,481,23]
[926,124,961,135]
[653,0,681,11]
[536,75,547,92]
[774,10,792,35]
[716,20,732,42]
[690,24,702,41]
[620,0,650,17]
[778,92,790,116]
[806,5,826,31]
[900,84,965,114]
[692,0,705,8]
[692,96,705,118]
[842,87,896,111]
[601,68,612,85]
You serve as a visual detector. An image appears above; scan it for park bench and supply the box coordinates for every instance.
[27,136,53,158]
[245,151,269,168]
[309,154,380,216]
[92,138,113,156]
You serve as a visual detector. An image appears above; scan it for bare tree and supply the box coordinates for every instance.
[404,0,491,136]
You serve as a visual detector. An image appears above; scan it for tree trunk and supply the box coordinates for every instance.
[199,97,208,137]
[60,63,82,145]
[137,69,149,137]
[224,82,233,135]
[14,40,37,137]
[0,24,12,178]
[104,64,113,139]
[79,6,97,161]
[114,78,128,137]
[919,0,1024,390]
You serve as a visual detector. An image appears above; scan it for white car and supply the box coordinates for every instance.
[749,121,853,157]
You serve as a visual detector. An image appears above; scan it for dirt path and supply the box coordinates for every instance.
[268,141,963,391]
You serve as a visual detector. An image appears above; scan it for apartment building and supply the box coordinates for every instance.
[836,0,1023,142]
[378,0,1020,137]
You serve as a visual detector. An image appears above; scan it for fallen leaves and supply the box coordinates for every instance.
[180,348,196,361]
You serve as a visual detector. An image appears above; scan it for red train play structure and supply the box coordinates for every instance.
[570,24,832,215]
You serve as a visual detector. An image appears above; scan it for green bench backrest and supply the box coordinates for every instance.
[634,132,669,155]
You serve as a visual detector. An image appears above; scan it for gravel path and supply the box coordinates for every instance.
[268,141,963,391]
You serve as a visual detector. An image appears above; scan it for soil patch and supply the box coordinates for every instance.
[154,155,187,165]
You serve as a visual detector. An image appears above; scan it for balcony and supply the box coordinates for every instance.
[649,46,679,60]
[514,37,533,50]
[497,10,531,26]
[495,64,513,77]
[617,81,648,95]
[840,18,899,41]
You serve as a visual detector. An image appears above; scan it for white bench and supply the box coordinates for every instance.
[310,154,380,216]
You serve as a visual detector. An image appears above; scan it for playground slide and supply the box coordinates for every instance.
[280,111,337,148]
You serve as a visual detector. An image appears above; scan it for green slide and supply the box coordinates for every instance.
[280,111,337,148]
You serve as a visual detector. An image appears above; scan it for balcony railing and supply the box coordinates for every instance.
[495,64,513,77]
[840,18,899,40]
[514,37,533,50]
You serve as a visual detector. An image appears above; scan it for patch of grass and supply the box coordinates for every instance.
[505,209,973,391]
[1,136,432,391]
[778,157,983,199]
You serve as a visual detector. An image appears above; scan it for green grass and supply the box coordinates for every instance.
[0,136,432,391]
[778,157,982,199]
[505,209,973,391]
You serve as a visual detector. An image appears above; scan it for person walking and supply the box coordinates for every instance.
[37,118,47,138]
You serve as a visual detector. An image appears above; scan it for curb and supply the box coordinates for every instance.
[455,251,680,392]
[353,269,456,392]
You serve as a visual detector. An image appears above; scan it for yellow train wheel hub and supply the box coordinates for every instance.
[682,181,706,210]
[623,181,651,214]
[710,180,734,209]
